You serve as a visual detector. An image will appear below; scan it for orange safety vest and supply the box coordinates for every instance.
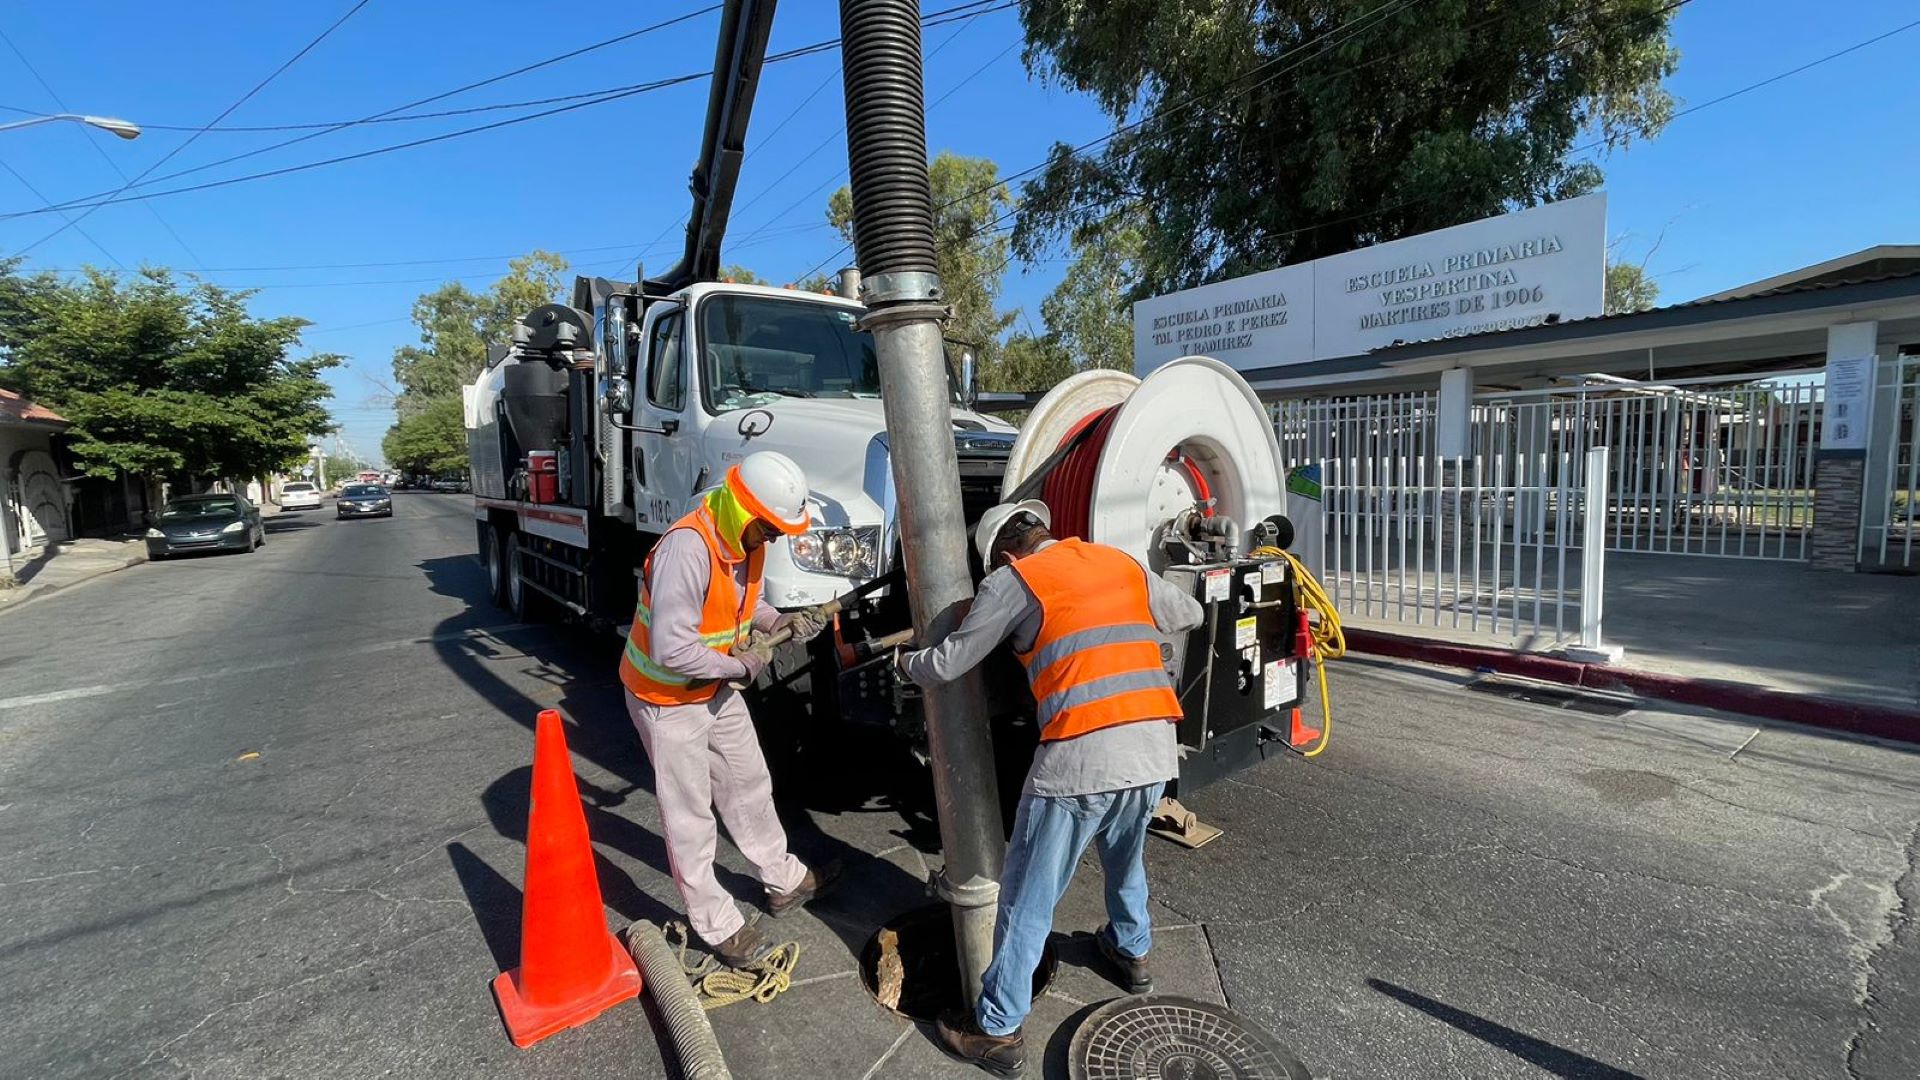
[1009,539,1183,742]
[619,506,764,705]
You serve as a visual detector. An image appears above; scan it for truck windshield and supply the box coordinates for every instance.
[700,294,880,412]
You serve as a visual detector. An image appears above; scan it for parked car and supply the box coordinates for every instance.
[145,494,265,558]
[336,483,393,519]
[280,481,323,511]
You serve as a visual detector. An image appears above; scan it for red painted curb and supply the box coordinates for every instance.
[1344,628,1920,746]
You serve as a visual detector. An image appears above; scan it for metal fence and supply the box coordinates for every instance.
[1868,356,1920,569]
[1278,392,1602,649]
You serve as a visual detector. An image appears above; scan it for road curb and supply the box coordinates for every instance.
[0,550,148,614]
[1344,627,1920,746]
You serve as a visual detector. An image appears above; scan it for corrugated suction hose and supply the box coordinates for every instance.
[837,0,938,281]
[626,920,731,1080]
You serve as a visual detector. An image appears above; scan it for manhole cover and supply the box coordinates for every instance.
[1069,995,1311,1080]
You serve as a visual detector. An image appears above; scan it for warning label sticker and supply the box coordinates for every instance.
[1261,561,1286,585]
[1234,617,1257,650]
[1203,568,1232,603]
[1264,660,1297,710]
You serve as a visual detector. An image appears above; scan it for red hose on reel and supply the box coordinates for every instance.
[1037,404,1213,541]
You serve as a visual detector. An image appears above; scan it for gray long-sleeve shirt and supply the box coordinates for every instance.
[898,540,1206,797]
[645,528,781,683]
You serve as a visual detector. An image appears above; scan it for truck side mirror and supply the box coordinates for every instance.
[959,349,978,407]
[602,374,633,415]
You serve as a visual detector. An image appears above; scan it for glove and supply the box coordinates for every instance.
[736,640,776,682]
[775,607,827,644]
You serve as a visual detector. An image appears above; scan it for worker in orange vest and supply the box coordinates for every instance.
[897,499,1203,1077]
[620,451,840,968]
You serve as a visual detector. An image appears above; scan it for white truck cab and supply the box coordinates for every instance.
[606,281,1016,609]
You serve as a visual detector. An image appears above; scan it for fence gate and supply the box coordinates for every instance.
[1867,355,1919,569]
[1277,392,1600,650]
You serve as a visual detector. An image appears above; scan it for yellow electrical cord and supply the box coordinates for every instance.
[1253,545,1342,758]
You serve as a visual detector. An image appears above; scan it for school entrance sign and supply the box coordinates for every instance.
[1132,193,1607,373]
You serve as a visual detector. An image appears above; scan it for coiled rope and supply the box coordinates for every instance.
[663,921,801,1010]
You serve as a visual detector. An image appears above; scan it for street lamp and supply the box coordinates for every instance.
[0,113,141,140]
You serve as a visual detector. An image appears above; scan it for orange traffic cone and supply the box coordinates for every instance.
[1287,706,1322,749]
[491,709,641,1048]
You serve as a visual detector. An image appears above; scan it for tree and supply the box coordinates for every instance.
[990,332,1076,393]
[1013,0,1679,294]
[386,251,569,474]
[1039,214,1145,373]
[324,453,368,484]
[382,396,467,477]
[0,260,338,485]
[828,151,1017,362]
[1605,262,1660,314]
[390,250,568,415]
[720,264,768,285]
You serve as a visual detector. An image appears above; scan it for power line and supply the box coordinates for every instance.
[0,26,203,264]
[0,157,123,267]
[15,0,376,256]
[2,1,1011,224]
[790,0,1426,284]
[7,4,720,225]
[728,13,1020,255]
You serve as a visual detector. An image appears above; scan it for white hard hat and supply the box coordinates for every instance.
[728,451,811,535]
[974,499,1051,565]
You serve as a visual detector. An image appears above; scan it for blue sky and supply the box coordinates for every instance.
[2,0,1915,464]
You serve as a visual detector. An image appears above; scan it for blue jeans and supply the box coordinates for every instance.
[977,781,1166,1035]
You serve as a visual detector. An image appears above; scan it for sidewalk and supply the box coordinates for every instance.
[0,536,148,612]
[1343,550,1920,741]
[686,804,1231,1079]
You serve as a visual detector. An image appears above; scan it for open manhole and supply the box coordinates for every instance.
[1069,995,1312,1080]
[1466,676,1634,717]
[860,904,1056,1021]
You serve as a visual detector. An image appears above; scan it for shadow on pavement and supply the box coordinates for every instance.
[415,551,932,969]
[264,517,325,533]
[1367,978,1645,1079]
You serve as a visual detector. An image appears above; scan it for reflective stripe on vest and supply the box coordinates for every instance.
[1010,539,1183,742]
[619,507,762,705]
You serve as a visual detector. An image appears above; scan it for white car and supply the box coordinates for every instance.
[280,481,323,511]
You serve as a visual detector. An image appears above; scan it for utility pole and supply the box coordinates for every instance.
[837,0,1005,1002]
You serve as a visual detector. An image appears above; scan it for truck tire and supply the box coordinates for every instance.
[504,532,538,622]
[485,526,509,608]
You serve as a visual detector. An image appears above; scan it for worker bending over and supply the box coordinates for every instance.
[619,451,839,968]
[897,499,1203,1077]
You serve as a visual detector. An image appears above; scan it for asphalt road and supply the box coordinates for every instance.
[0,492,1913,1079]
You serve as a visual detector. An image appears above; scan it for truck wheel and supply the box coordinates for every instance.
[504,532,552,623]
[504,532,532,620]
[485,526,508,607]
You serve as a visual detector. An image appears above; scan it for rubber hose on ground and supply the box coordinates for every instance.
[626,921,731,1080]
[837,0,938,282]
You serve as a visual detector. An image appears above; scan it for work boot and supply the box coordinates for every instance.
[934,1010,1025,1078]
[768,859,843,917]
[712,918,777,969]
[1096,924,1152,993]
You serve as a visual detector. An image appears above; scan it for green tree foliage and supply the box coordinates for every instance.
[1605,261,1660,314]
[385,251,569,475]
[381,395,467,476]
[1013,0,1680,293]
[720,264,769,285]
[991,332,1077,393]
[1039,215,1145,373]
[0,260,338,481]
[390,250,568,415]
[828,152,1016,363]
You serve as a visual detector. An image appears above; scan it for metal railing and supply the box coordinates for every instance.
[1868,356,1919,568]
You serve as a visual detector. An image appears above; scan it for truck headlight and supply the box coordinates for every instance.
[790,525,881,578]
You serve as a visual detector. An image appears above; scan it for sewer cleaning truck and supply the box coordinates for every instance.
[463,0,1332,800]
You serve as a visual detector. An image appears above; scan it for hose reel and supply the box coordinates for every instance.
[999,356,1289,570]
